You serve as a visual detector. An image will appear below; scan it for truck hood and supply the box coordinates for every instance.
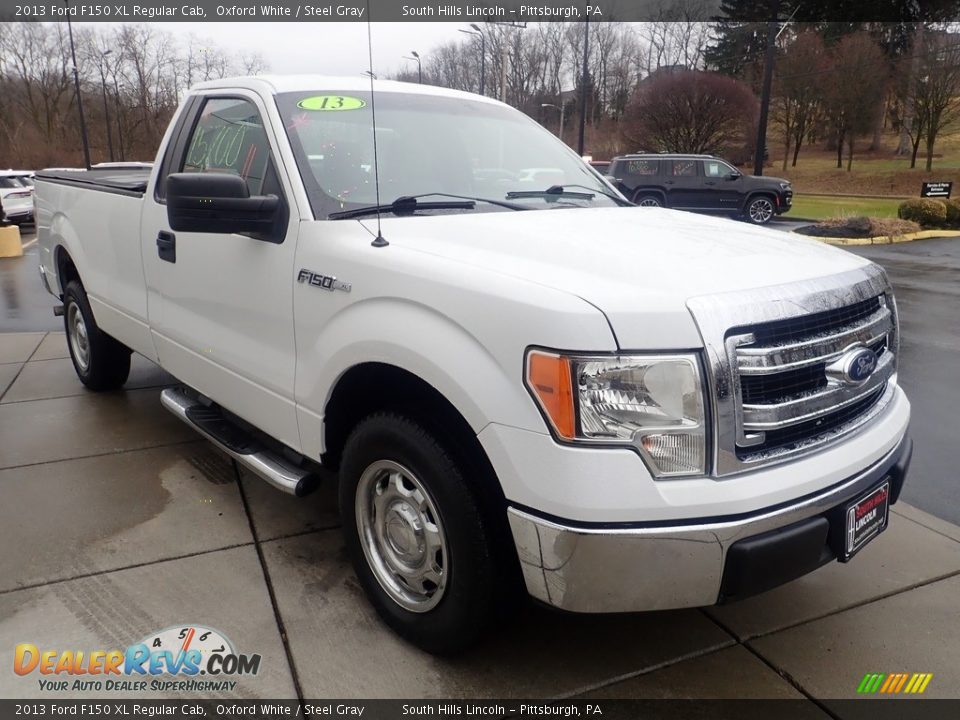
[362,207,872,350]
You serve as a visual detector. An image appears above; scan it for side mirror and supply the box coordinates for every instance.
[727,172,742,181]
[166,173,280,238]
[604,174,619,184]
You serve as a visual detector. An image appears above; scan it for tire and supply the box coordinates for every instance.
[745,196,775,225]
[63,280,131,391]
[339,412,505,655]
[634,192,663,208]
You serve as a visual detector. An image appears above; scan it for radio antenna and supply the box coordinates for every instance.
[365,5,388,248]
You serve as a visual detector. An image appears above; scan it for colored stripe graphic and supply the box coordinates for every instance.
[858,673,933,694]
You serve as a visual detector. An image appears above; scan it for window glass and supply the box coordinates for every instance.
[703,160,735,178]
[275,90,617,219]
[626,159,659,176]
[670,160,697,177]
[704,161,723,178]
[181,98,270,195]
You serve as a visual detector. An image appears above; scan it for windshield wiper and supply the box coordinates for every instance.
[406,192,530,211]
[558,183,634,206]
[329,192,529,220]
[329,196,474,220]
[506,185,595,201]
[506,184,632,207]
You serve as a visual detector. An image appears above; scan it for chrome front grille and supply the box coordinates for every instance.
[687,266,899,476]
[734,295,894,457]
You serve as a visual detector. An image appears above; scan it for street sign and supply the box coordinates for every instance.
[921,181,952,198]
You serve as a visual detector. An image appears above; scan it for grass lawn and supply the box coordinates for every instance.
[790,194,903,220]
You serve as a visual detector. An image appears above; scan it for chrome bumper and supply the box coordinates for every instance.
[507,433,911,613]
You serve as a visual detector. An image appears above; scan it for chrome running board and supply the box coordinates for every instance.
[160,387,318,497]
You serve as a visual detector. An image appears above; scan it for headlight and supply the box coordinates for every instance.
[779,182,791,190]
[525,351,707,477]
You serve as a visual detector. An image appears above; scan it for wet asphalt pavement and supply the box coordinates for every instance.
[0,229,59,332]
[1,227,957,524]
[845,238,960,526]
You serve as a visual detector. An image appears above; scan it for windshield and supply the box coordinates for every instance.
[276,90,619,219]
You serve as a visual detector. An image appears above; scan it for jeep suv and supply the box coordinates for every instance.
[608,154,792,225]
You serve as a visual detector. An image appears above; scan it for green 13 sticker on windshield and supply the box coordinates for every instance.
[298,95,366,111]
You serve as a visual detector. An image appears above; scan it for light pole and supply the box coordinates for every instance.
[403,51,422,84]
[542,102,565,145]
[99,49,115,162]
[458,25,485,96]
[64,0,91,169]
[754,19,778,176]
[577,15,590,158]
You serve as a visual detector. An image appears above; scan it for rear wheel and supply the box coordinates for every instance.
[745,196,775,225]
[64,280,131,391]
[634,192,663,207]
[339,412,505,655]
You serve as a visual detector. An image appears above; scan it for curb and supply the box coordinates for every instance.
[792,229,960,246]
[794,193,912,200]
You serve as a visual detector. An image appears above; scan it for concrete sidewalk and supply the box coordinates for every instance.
[1,331,958,710]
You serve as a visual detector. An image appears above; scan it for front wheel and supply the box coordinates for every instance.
[339,413,505,654]
[745,196,775,225]
[64,280,131,391]
[634,192,663,207]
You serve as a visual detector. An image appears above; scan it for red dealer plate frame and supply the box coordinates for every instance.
[842,481,890,561]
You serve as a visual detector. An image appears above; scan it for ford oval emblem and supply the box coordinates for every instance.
[826,346,878,385]
[848,348,878,382]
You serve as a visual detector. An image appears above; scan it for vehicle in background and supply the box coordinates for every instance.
[6,170,35,188]
[35,76,909,655]
[0,170,35,224]
[608,153,792,225]
[589,160,610,175]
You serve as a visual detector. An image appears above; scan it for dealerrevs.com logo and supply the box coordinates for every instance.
[14,625,261,693]
[857,672,934,695]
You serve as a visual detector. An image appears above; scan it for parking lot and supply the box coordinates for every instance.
[2,227,959,707]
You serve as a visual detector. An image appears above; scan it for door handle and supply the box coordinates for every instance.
[664,180,675,185]
[157,231,176,263]
[704,181,717,186]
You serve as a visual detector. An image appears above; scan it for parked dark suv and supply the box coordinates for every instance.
[608,153,792,224]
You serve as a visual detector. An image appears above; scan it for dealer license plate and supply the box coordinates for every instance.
[843,481,890,561]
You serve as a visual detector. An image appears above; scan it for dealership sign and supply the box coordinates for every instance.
[921,181,952,198]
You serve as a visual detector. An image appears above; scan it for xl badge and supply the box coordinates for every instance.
[826,346,878,385]
[297,269,351,293]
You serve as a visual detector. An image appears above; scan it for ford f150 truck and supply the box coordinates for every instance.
[36,76,911,654]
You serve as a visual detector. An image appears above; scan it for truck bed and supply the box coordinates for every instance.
[35,166,152,197]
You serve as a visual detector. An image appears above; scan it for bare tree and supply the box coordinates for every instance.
[822,32,887,171]
[910,30,960,171]
[771,30,825,169]
[0,22,270,167]
[623,69,758,154]
[639,0,712,74]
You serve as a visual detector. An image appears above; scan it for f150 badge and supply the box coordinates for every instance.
[298,269,351,293]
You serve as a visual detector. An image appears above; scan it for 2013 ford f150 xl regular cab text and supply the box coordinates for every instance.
[35,76,912,654]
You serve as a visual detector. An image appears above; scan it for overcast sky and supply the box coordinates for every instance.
[78,22,471,78]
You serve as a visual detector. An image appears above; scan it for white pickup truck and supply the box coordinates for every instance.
[36,76,911,654]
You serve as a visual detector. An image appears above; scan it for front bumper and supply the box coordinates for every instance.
[507,432,911,613]
[776,191,793,213]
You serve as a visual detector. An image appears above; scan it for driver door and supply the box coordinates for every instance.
[702,159,742,212]
[140,91,302,451]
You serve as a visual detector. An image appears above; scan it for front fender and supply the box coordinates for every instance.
[295,296,547,458]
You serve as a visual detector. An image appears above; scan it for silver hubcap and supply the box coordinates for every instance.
[638,197,661,207]
[67,302,90,372]
[749,198,774,223]
[356,460,448,612]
